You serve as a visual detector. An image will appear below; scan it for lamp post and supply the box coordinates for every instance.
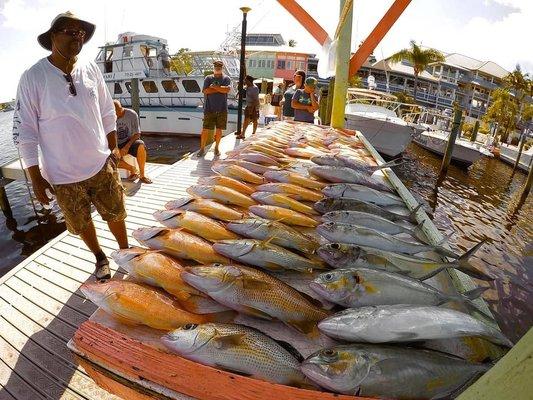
[236,6,251,137]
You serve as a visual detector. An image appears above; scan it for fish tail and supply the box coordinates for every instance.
[463,286,490,300]
[456,239,494,281]
[435,246,461,259]
[375,157,404,171]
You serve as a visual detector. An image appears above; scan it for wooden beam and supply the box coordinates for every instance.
[349,0,412,77]
[276,0,330,45]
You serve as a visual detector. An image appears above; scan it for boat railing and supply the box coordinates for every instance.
[347,96,424,120]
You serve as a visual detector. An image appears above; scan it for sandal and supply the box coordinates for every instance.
[95,258,111,280]
[140,176,153,184]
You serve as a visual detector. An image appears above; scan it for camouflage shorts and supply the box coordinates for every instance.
[53,157,127,235]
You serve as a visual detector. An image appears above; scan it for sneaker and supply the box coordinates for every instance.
[95,258,111,280]
[197,149,206,157]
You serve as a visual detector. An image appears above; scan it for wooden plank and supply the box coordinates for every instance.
[0,359,47,400]
[73,321,364,400]
[0,387,17,400]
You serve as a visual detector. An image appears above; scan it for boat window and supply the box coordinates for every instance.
[182,79,201,93]
[123,46,133,58]
[114,82,123,94]
[105,49,113,73]
[142,81,159,93]
[277,60,285,70]
[162,80,179,93]
[125,81,132,93]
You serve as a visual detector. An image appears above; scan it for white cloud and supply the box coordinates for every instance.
[0,0,531,103]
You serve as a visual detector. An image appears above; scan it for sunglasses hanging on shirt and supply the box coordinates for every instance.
[64,74,77,96]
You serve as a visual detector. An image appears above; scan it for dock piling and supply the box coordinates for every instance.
[470,120,479,143]
[513,129,527,172]
[0,186,13,218]
[439,108,462,176]
[236,7,251,137]
[131,78,140,116]
[325,77,335,126]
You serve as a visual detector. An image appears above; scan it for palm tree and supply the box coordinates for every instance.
[503,64,532,131]
[483,88,518,143]
[288,39,297,47]
[390,40,445,101]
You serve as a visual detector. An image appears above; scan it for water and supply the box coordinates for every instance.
[0,113,530,342]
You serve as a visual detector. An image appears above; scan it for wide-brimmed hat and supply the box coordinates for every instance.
[38,11,95,51]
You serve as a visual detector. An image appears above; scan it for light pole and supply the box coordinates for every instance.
[236,6,251,137]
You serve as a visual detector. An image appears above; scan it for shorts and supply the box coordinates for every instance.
[53,157,127,235]
[203,111,228,130]
[119,139,145,157]
[244,105,259,121]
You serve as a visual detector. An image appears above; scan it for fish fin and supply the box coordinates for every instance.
[206,310,237,323]
[274,340,304,362]
[286,319,318,335]
[212,331,246,349]
[456,239,494,281]
[240,305,273,320]
[263,262,286,272]
[463,286,490,300]
[261,236,278,246]
[110,313,141,326]
[376,157,404,171]
[408,204,423,223]
[435,246,461,259]
[214,363,253,377]
[417,267,448,281]
[241,276,273,291]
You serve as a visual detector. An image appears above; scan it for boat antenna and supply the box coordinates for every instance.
[381,47,390,93]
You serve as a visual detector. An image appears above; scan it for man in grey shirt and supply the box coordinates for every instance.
[114,100,152,183]
[157,44,171,75]
[238,75,260,139]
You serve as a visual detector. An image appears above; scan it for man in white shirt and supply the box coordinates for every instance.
[12,11,128,280]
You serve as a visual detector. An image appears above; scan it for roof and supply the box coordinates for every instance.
[245,45,315,56]
[370,59,438,82]
[437,53,509,78]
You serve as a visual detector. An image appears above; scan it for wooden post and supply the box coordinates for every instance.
[439,108,462,175]
[325,77,335,126]
[0,186,13,219]
[131,78,140,116]
[456,328,533,400]
[260,79,267,94]
[318,86,329,124]
[330,0,353,129]
[523,158,533,195]
[236,7,251,137]
[470,120,480,142]
[513,129,527,172]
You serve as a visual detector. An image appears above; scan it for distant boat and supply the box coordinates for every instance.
[499,143,532,172]
[344,88,425,157]
[95,32,240,135]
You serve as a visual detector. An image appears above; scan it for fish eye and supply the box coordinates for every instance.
[321,349,338,361]
[330,243,340,250]
[324,273,334,281]
[354,273,361,284]
[213,263,222,267]
[183,323,198,330]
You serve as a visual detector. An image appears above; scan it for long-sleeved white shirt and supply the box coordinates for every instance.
[12,58,117,185]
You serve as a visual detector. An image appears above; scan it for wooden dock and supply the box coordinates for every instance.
[0,147,220,399]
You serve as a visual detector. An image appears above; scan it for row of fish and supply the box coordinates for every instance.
[79,122,505,399]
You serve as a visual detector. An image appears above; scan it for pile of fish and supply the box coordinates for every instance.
[80,122,510,399]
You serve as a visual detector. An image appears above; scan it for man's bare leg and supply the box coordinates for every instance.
[241,117,250,138]
[136,144,151,183]
[79,219,104,257]
[214,128,222,156]
[252,119,258,135]
[107,219,129,249]
[117,159,137,179]
[198,128,211,156]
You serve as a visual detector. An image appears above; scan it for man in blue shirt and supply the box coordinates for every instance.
[292,76,319,123]
[199,60,231,157]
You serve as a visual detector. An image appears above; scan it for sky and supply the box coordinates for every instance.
[0,0,531,102]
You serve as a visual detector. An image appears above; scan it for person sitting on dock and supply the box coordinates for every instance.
[113,100,152,184]
[157,44,171,76]
[237,75,260,139]
[280,69,305,121]
[198,60,231,157]
[292,76,319,124]
[12,11,129,280]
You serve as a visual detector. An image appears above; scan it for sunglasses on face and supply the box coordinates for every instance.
[56,28,86,38]
[64,74,77,96]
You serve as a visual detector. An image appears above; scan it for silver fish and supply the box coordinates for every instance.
[316,242,493,281]
[309,166,393,192]
[318,305,513,346]
[322,211,426,242]
[337,155,404,174]
[317,222,459,258]
[162,323,308,387]
[310,155,347,167]
[226,218,319,253]
[212,239,326,272]
[314,198,417,223]
[301,344,489,398]
[322,184,404,207]
[310,267,487,308]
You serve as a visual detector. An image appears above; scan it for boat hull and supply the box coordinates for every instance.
[138,107,239,136]
[413,132,488,167]
[345,114,415,157]
[499,144,532,172]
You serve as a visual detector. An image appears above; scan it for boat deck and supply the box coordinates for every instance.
[0,148,223,399]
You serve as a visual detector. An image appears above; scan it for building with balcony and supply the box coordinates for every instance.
[358,51,511,121]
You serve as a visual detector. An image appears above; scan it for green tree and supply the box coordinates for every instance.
[348,75,363,88]
[389,40,444,101]
[483,88,518,143]
[395,91,415,104]
[170,48,193,75]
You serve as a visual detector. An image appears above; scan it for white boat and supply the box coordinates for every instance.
[413,129,493,166]
[95,33,240,135]
[499,143,532,172]
[344,88,425,157]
